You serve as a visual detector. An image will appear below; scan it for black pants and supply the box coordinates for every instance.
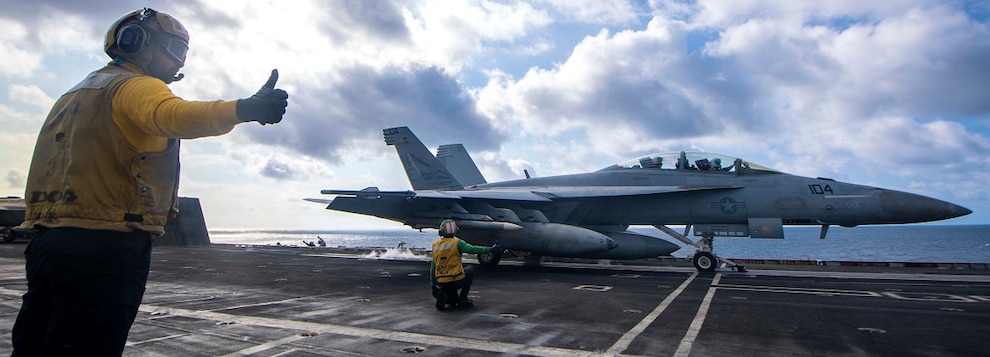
[437,265,475,301]
[11,227,153,356]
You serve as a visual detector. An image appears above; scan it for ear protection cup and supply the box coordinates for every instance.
[116,24,148,55]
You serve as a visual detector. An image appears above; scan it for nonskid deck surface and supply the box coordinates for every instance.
[0,244,987,356]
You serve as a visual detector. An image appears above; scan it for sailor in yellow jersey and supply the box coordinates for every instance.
[12,7,289,356]
[430,219,502,310]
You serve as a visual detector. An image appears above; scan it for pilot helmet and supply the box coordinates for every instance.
[439,219,458,238]
[105,8,189,66]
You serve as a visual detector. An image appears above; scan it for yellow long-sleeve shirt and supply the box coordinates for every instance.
[112,62,241,151]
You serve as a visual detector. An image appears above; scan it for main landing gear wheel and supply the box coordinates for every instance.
[693,252,717,272]
[477,249,503,267]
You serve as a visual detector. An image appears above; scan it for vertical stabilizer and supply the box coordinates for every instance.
[437,144,487,186]
[383,127,463,190]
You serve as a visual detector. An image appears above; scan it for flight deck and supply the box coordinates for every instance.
[0,243,987,356]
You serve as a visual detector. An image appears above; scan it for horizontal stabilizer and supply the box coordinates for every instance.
[303,198,333,204]
[322,187,405,196]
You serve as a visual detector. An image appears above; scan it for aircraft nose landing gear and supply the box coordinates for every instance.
[654,225,747,273]
[692,250,747,272]
[692,251,717,272]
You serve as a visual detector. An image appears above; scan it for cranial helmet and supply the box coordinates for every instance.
[439,219,458,238]
[104,8,189,65]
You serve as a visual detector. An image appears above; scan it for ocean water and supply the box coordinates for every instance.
[209,225,990,263]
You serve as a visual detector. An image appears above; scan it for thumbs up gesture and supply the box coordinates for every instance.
[236,69,289,125]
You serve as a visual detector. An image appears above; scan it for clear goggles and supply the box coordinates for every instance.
[155,35,188,64]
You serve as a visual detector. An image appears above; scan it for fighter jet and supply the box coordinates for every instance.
[311,127,972,272]
[0,197,31,242]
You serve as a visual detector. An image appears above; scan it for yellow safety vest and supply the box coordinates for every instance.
[432,237,466,283]
[21,66,179,235]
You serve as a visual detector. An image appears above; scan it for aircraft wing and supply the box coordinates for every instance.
[319,188,460,199]
[448,185,738,201]
[303,198,334,204]
[320,185,738,202]
[319,187,548,201]
[518,185,738,199]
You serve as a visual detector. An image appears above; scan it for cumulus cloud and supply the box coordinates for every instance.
[540,0,641,24]
[238,64,504,166]
[475,151,535,182]
[1,0,986,228]
[406,0,553,72]
[0,18,40,77]
[229,148,334,182]
[320,0,411,45]
[476,2,990,174]
[5,170,25,190]
[480,18,758,158]
[9,84,53,110]
[0,102,35,127]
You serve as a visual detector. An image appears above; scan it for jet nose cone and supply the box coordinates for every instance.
[956,205,974,217]
[879,189,972,223]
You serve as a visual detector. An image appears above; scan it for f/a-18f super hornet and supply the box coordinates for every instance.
[0,196,31,242]
[310,127,971,272]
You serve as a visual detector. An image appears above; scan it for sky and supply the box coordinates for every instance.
[1,0,987,230]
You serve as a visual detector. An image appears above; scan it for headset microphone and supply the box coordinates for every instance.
[173,73,185,81]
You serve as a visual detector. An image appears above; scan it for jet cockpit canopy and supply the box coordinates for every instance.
[599,151,781,175]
